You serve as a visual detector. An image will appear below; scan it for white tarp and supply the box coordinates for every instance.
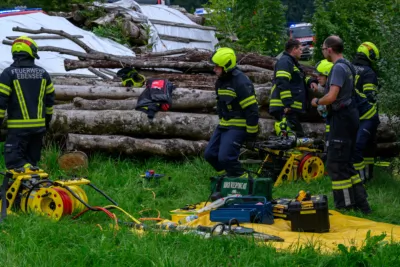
[97,0,218,52]
[0,12,135,74]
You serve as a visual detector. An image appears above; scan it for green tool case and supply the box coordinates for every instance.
[210,176,273,201]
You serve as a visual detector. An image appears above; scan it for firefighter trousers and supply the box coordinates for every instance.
[352,114,380,183]
[4,130,45,170]
[326,106,371,213]
[271,110,305,137]
[204,127,247,177]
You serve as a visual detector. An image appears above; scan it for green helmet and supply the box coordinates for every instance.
[210,47,236,72]
[357,42,379,61]
[12,36,40,59]
[315,59,333,76]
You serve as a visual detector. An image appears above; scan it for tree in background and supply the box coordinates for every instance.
[204,0,287,56]
[281,0,315,25]
[312,0,400,116]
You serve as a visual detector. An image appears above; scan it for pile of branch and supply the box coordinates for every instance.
[48,3,212,51]
[2,27,398,159]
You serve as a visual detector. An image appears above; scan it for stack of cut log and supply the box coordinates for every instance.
[2,27,399,158]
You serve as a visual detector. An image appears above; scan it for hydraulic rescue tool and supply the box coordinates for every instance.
[0,166,119,221]
[239,131,326,187]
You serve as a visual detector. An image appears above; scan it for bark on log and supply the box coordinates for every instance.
[70,98,282,118]
[54,85,271,106]
[138,48,194,58]
[63,58,270,73]
[167,50,316,77]
[88,67,112,80]
[72,97,215,112]
[50,110,397,143]
[52,76,216,90]
[376,142,400,158]
[51,72,272,88]
[66,134,208,157]
[122,20,141,39]
[65,133,399,158]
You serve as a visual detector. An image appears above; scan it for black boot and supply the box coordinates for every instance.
[353,183,372,214]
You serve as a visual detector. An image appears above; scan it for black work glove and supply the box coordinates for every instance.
[45,114,52,131]
[245,133,258,149]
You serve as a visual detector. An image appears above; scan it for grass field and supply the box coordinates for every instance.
[0,146,400,267]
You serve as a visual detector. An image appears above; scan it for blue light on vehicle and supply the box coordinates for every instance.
[0,7,42,15]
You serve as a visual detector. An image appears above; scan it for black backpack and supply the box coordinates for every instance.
[135,78,175,119]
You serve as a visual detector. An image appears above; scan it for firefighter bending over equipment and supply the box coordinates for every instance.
[270,39,318,137]
[352,42,380,182]
[311,36,371,214]
[0,36,55,171]
[204,47,259,178]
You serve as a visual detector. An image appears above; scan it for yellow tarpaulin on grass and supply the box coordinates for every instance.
[178,210,400,253]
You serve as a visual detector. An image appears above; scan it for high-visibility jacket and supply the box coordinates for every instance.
[0,57,54,131]
[215,67,259,135]
[269,52,312,114]
[353,57,379,121]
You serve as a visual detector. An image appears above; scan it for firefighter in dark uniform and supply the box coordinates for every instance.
[352,42,380,182]
[269,39,318,137]
[0,36,55,171]
[311,36,371,214]
[204,47,259,177]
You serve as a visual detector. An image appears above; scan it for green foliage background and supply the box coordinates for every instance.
[312,0,400,116]
[204,0,287,56]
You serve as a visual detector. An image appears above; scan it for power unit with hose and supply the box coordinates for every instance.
[0,166,123,222]
[239,133,326,187]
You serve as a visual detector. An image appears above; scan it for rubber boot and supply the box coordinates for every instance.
[353,183,372,214]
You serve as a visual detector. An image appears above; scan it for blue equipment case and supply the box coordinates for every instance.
[210,196,274,224]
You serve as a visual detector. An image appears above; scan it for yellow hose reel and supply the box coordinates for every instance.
[0,167,117,221]
[20,186,89,220]
[298,154,325,183]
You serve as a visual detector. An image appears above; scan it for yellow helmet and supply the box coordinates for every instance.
[210,47,236,72]
[357,42,379,61]
[315,59,333,76]
[12,36,39,59]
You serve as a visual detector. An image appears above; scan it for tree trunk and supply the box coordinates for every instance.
[54,85,145,101]
[50,109,397,142]
[65,133,398,158]
[66,134,208,157]
[376,142,400,158]
[167,50,315,77]
[54,85,272,106]
[52,73,272,89]
[72,97,216,112]
[64,58,270,73]
[69,98,277,118]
